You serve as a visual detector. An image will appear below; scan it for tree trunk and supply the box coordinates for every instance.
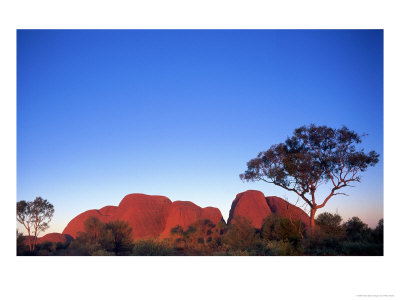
[33,234,38,251]
[27,228,32,252]
[310,207,317,230]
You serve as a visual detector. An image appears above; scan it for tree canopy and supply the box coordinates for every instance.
[240,124,379,228]
[16,197,54,251]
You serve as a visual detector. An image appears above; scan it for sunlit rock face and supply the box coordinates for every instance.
[265,196,310,226]
[160,201,223,238]
[63,193,223,239]
[227,190,310,228]
[227,190,272,228]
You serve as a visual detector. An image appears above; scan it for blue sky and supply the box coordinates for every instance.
[17,30,383,234]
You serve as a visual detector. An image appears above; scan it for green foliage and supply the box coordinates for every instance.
[183,226,196,238]
[261,215,304,248]
[37,241,54,252]
[240,125,379,188]
[132,240,177,256]
[16,197,54,251]
[302,216,383,256]
[16,230,28,256]
[265,240,300,256]
[344,217,371,242]
[372,219,383,243]
[103,220,134,255]
[315,212,345,238]
[302,230,344,255]
[224,216,258,251]
[67,240,91,255]
[30,197,55,235]
[340,240,383,256]
[240,124,379,227]
[170,225,184,236]
[75,217,133,255]
[79,216,106,245]
[91,249,115,256]
[170,219,220,253]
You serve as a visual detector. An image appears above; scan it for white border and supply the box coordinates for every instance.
[1,1,399,300]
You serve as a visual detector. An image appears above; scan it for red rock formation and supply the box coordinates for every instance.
[63,193,223,240]
[227,190,310,229]
[113,194,172,239]
[38,233,73,244]
[62,208,115,238]
[23,233,73,246]
[266,196,310,226]
[227,190,272,229]
[160,201,223,237]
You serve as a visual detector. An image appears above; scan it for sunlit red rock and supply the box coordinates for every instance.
[266,196,310,226]
[62,193,223,240]
[23,233,73,246]
[227,190,273,228]
[160,201,223,237]
[62,208,115,238]
[227,190,310,228]
[113,194,172,239]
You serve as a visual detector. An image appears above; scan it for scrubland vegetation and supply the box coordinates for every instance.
[17,212,383,256]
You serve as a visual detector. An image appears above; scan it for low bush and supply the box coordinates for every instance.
[132,240,177,256]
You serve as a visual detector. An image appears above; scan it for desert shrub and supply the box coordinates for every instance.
[303,216,383,256]
[173,219,220,252]
[16,230,29,256]
[38,241,54,252]
[315,212,345,238]
[216,221,227,235]
[102,220,134,255]
[132,240,176,256]
[341,241,383,256]
[207,236,225,253]
[55,241,70,250]
[260,215,281,240]
[73,218,133,255]
[78,216,106,245]
[265,240,299,256]
[170,225,184,236]
[223,216,258,251]
[372,219,383,244]
[66,240,91,255]
[91,249,115,256]
[302,230,343,255]
[34,241,56,256]
[183,226,196,242]
[344,217,371,242]
[261,215,304,249]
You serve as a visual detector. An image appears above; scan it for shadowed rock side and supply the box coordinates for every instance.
[227,190,310,229]
[63,193,223,240]
[38,233,73,244]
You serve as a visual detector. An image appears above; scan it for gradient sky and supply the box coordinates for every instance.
[17,30,383,235]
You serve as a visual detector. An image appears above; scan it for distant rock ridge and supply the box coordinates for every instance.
[227,190,310,229]
[58,190,310,240]
[23,233,73,246]
[62,194,224,239]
